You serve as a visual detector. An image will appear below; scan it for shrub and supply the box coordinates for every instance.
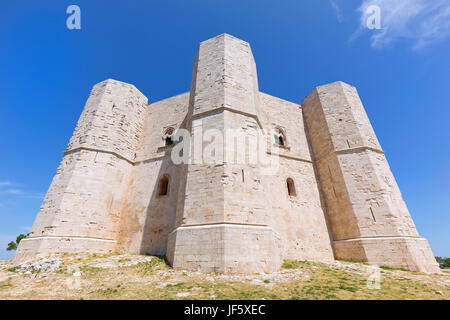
[435,257,450,269]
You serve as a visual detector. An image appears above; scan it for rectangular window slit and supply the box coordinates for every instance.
[241,169,245,182]
[370,207,376,222]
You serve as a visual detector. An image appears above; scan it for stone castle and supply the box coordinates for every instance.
[14,34,439,274]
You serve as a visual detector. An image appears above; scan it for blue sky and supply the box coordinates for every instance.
[0,0,449,260]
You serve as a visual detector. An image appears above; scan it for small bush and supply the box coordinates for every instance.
[6,233,29,251]
[435,257,450,269]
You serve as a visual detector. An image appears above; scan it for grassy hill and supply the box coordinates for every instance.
[0,253,448,300]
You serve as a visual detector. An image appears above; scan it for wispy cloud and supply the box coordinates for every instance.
[22,193,45,199]
[0,181,44,199]
[353,0,450,49]
[3,189,24,195]
[330,0,344,23]
[7,191,45,199]
[0,181,19,187]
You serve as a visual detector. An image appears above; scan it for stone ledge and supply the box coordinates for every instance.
[333,236,440,273]
[13,236,117,265]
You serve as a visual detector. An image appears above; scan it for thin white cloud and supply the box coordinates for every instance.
[0,181,18,187]
[14,192,45,199]
[0,189,45,199]
[3,189,24,195]
[355,0,450,49]
[330,0,344,23]
[0,180,44,199]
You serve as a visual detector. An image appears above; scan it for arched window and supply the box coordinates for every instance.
[163,128,174,146]
[274,128,286,146]
[158,175,169,196]
[286,178,296,197]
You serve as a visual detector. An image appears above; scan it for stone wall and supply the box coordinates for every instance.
[258,92,334,262]
[114,93,190,255]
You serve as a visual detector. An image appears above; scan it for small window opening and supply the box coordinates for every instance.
[165,136,173,146]
[158,175,169,196]
[164,128,174,146]
[274,129,286,146]
[287,178,296,197]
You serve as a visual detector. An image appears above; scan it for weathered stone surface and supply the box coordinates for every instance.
[13,34,439,274]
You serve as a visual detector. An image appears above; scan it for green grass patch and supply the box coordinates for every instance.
[79,266,103,273]
[338,259,364,264]
[0,282,12,289]
[55,268,67,274]
[136,256,171,275]
[338,285,358,292]
[380,265,409,272]
[97,287,122,296]
[281,260,310,269]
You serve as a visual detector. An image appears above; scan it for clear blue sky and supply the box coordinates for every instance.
[0,1,448,260]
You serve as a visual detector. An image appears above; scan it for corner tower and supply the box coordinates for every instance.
[302,81,439,273]
[14,79,148,263]
[167,34,281,274]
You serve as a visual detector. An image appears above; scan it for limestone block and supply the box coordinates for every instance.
[168,224,281,274]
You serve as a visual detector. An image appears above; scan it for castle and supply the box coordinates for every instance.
[14,34,439,274]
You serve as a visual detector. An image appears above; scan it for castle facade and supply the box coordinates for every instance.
[14,34,439,274]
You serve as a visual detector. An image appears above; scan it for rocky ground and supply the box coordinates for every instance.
[0,253,448,300]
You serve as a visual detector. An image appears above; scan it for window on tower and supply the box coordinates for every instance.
[274,128,286,146]
[286,178,296,197]
[163,128,174,146]
[158,175,169,196]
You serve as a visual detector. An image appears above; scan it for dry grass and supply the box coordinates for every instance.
[0,254,448,300]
